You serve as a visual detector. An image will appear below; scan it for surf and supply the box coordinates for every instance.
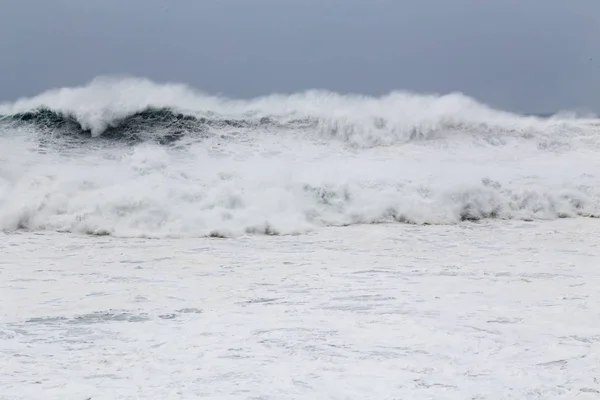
[0,77,599,238]
[2,76,597,148]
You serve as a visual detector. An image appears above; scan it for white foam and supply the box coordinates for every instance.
[3,219,600,398]
[0,135,598,237]
[1,77,599,237]
[1,76,598,147]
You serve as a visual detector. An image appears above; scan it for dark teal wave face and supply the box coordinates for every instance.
[0,105,331,148]
[2,108,202,144]
[0,107,298,145]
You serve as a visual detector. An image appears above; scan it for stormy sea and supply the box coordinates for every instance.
[2,77,600,399]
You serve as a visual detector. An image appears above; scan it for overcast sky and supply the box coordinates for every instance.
[1,0,599,113]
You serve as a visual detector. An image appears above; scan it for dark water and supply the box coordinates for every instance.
[0,106,561,146]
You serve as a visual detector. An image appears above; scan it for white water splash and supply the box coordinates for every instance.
[0,77,599,237]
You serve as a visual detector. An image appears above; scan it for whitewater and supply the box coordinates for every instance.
[1,77,600,399]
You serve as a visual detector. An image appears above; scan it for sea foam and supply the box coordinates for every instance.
[1,77,599,237]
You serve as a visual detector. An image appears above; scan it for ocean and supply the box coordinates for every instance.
[1,77,600,399]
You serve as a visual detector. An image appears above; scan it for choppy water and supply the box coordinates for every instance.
[2,78,600,399]
[1,77,599,238]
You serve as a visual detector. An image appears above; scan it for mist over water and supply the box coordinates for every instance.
[1,77,599,238]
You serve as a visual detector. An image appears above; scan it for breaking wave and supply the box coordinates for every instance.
[0,77,599,237]
[2,76,598,148]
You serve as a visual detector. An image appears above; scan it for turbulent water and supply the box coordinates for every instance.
[1,76,599,238]
[4,77,600,399]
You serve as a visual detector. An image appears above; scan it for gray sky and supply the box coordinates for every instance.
[1,0,599,113]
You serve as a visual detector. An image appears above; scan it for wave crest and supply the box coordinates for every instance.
[1,77,599,238]
[2,76,598,148]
